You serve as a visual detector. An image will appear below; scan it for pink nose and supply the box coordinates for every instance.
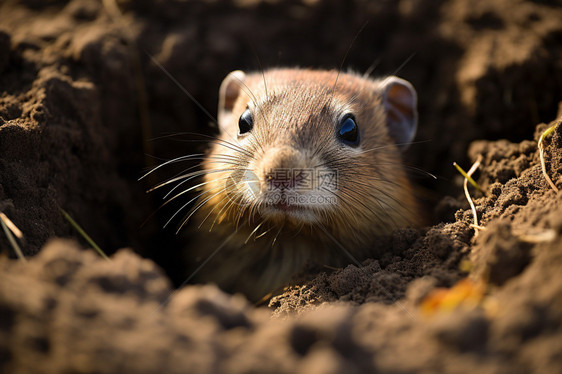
[260,147,307,191]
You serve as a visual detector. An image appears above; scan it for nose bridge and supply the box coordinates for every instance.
[264,145,304,172]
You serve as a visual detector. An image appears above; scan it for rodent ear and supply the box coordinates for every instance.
[380,76,418,151]
[218,70,246,133]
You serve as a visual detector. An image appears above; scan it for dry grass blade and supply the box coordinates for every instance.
[454,155,483,236]
[469,224,487,231]
[517,229,556,244]
[0,212,23,238]
[538,122,560,193]
[0,212,27,262]
[59,207,110,261]
[453,162,484,194]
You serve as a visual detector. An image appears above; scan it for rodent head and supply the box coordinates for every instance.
[204,68,419,245]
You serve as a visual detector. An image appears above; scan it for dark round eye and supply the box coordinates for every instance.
[238,109,253,135]
[337,114,359,146]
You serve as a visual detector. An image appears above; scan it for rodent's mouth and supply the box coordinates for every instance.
[260,200,319,224]
[252,186,338,224]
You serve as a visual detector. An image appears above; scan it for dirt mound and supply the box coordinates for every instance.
[1,0,561,373]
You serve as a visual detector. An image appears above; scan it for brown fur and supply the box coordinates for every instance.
[188,69,420,300]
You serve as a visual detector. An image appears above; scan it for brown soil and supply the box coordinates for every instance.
[1,0,562,373]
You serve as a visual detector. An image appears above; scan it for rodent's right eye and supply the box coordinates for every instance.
[238,109,253,135]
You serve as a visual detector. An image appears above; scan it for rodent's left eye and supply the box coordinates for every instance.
[238,109,253,135]
[337,114,359,146]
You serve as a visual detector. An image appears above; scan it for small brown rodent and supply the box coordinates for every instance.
[185,68,420,301]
